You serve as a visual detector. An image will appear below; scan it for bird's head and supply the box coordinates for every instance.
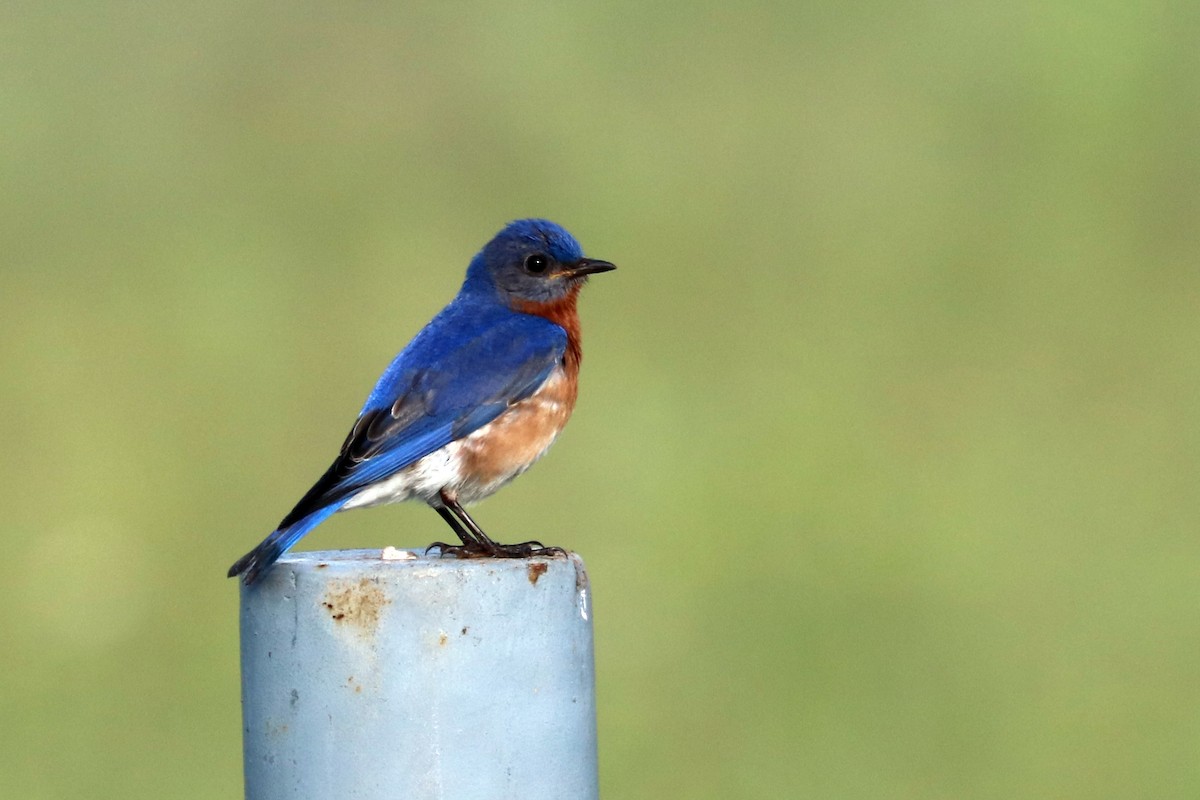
[464,218,615,306]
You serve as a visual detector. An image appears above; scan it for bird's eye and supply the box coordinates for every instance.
[524,254,549,274]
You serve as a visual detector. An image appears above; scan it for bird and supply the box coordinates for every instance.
[227,219,615,585]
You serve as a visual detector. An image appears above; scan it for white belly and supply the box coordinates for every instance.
[340,441,468,510]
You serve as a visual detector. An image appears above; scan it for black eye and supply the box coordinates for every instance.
[524,254,549,274]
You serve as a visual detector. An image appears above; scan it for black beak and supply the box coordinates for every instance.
[568,258,617,277]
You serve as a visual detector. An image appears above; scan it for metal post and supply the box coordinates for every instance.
[237,548,598,800]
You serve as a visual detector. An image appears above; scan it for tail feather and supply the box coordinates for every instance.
[228,503,344,585]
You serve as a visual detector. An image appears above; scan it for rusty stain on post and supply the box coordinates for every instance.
[527,561,548,585]
[320,577,389,632]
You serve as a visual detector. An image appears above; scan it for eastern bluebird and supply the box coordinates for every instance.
[228,219,615,584]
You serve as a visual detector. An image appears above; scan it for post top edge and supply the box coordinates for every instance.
[267,547,586,574]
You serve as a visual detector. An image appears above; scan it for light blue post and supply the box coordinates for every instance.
[238,549,598,800]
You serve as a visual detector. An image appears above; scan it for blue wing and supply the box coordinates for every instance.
[229,301,566,583]
[290,301,567,521]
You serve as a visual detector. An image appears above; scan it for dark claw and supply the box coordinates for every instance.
[425,541,488,558]
[494,540,567,558]
[424,540,566,559]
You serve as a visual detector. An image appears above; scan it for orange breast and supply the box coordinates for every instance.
[457,367,578,495]
[517,286,584,378]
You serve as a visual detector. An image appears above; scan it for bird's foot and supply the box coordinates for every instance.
[491,540,567,559]
[425,540,565,559]
[424,541,474,557]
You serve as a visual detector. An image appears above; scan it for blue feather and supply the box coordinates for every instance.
[226,502,344,584]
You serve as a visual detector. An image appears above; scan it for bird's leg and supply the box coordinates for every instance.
[425,495,488,556]
[427,489,487,556]
[443,495,501,549]
[435,505,480,545]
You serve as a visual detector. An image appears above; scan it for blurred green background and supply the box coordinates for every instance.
[3,1,1198,797]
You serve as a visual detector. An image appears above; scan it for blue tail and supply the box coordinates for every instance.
[228,502,344,585]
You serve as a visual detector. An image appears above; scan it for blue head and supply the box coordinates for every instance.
[463,219,615,306]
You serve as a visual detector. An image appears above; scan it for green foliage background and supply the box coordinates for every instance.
[3,2,1198,797]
